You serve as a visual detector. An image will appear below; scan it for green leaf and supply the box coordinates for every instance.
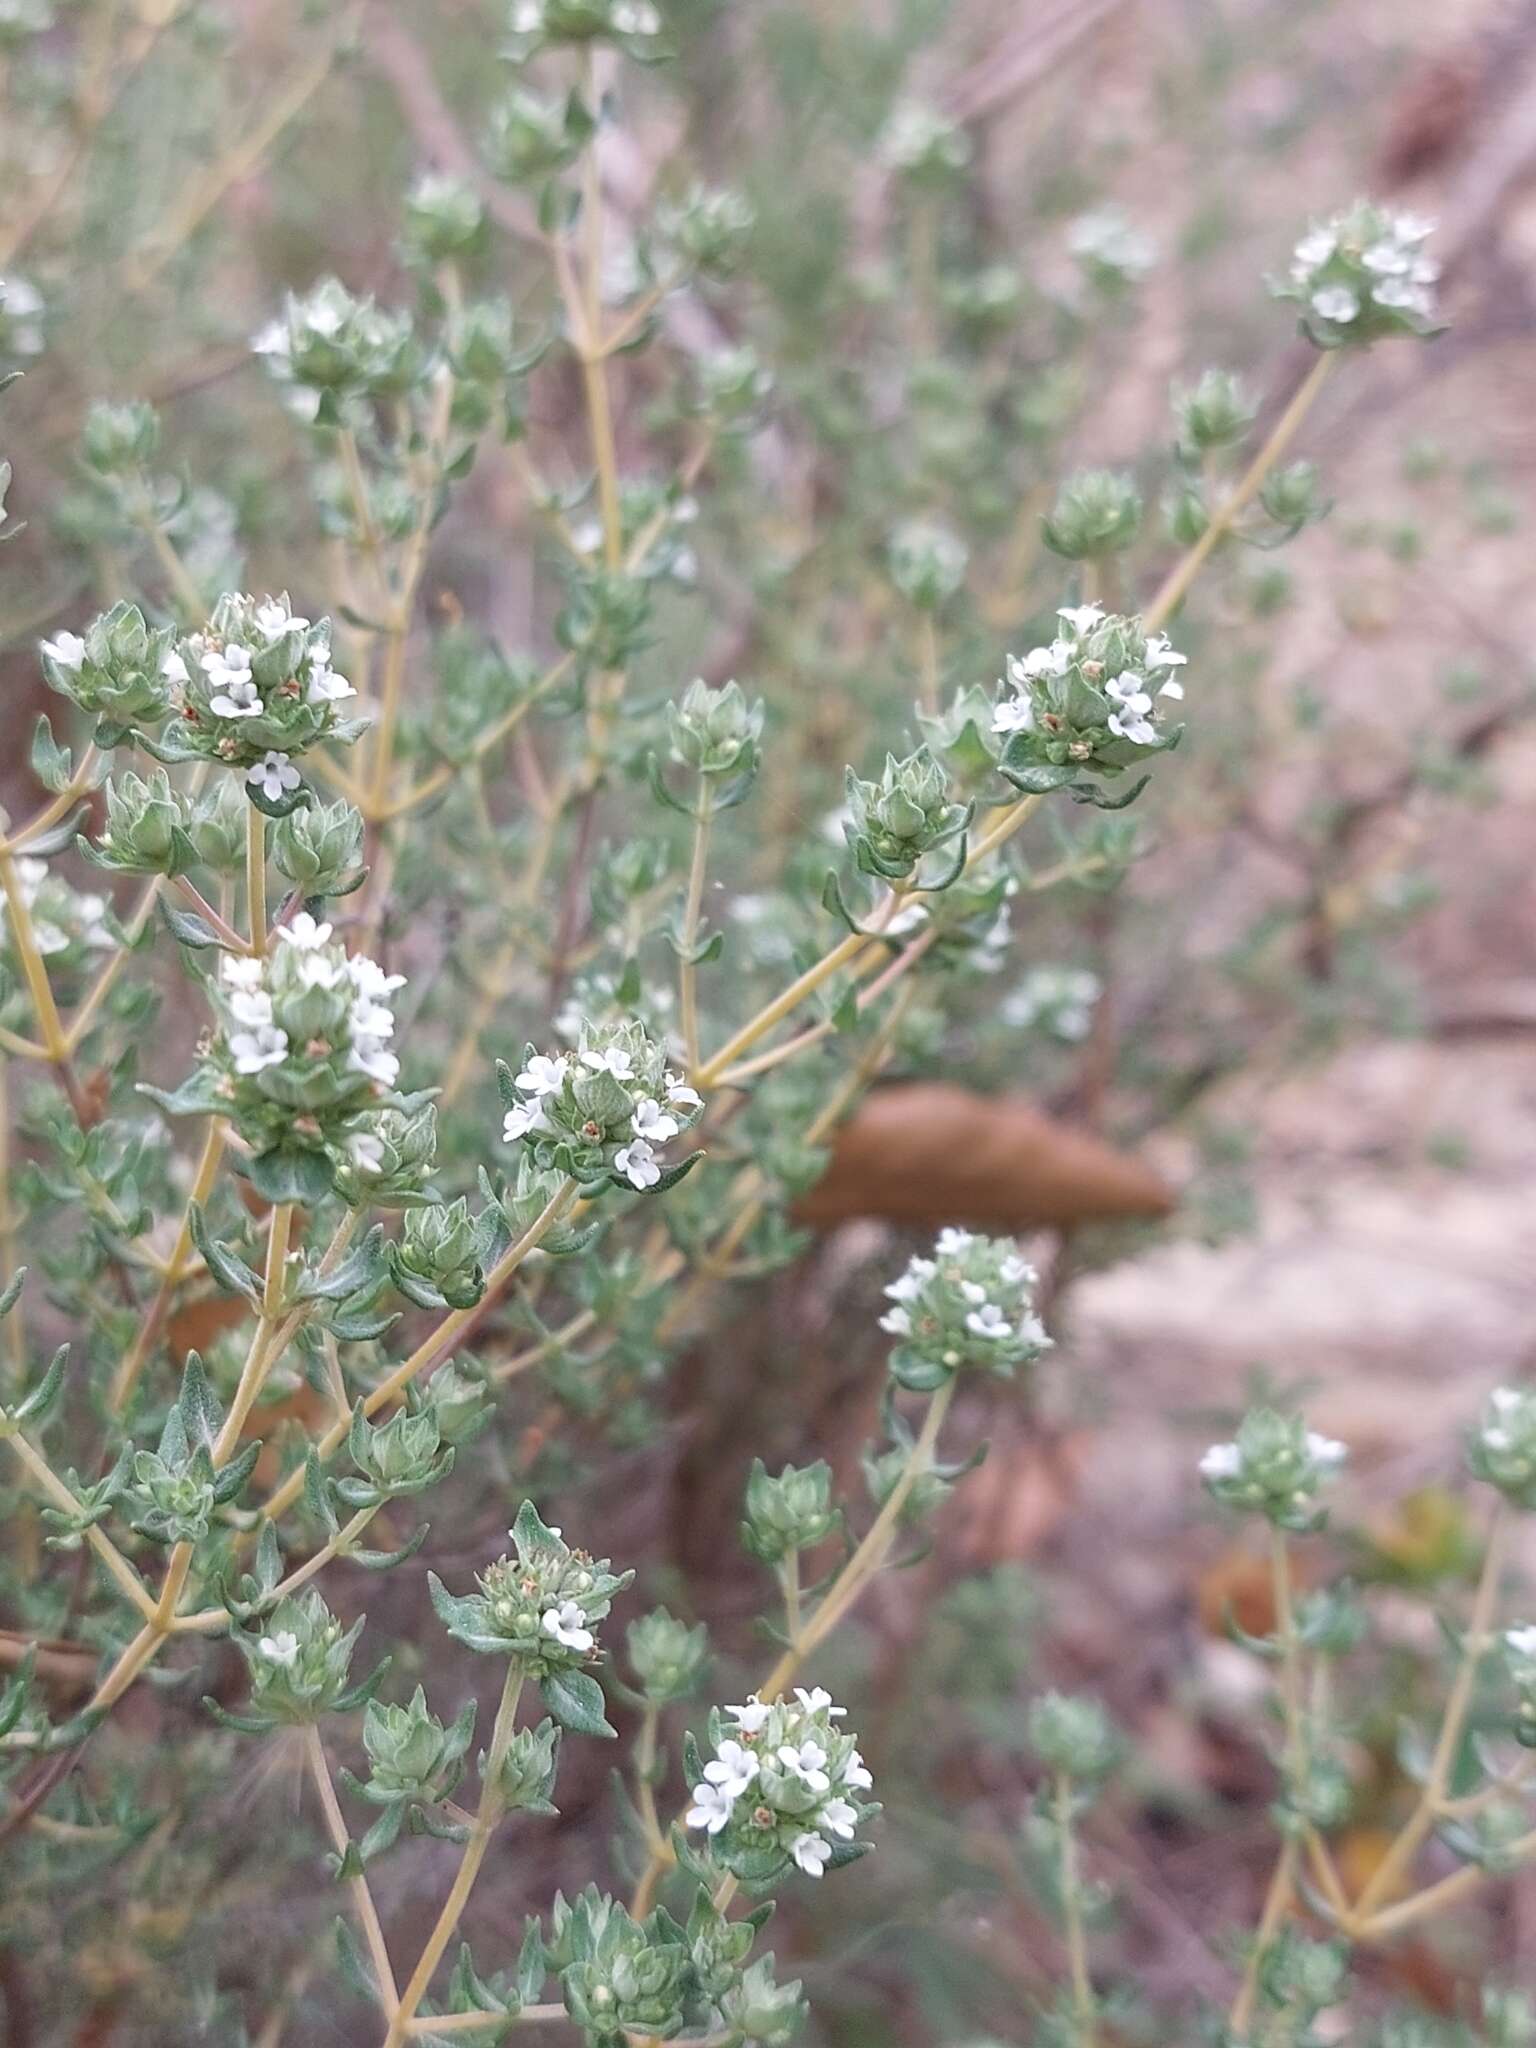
[245,1144,336,1205]
[30,715,72,795]
[159,900,228,951]
[539,1667,616,1739]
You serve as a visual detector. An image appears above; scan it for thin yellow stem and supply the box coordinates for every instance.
[3,1431,158,1622]
[678,792,711,1072]
[1055,1771,1097,2046]
[0,847,69,1058]
[246,806,268,954]
[305,1724,400,2013]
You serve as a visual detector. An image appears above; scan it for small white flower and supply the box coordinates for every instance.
[965,1302,1011,1340]
[582,1045,635,1079]
[349,955,406,998]
[254,600,309,639]
[1371,277,1432,314]
[503,1101,546,1142]
[350,997,396,1040]
[935,1228,975,1256]
[791,1831,831,1877]
[248,752,300,802]
[297,950,346,991]
[614,1138,661,1190]
[1305,1431,1348,1470]
[631,1097,679,1143]
[704,1740,759,1798]
[959,1280,987,1304]
[886,1258,935,1303]
[792,1688,846,1719]
[777,1739,831,1792]
[1311,285,1360,324]
[992,696,1035,737]
[221,954,266,991]
[878,1306,912,1336]
[687,1782,735,1835]
[41,630,86,669]
[1199,1441,1243,1482]
[1293,226,1337,269]
[821,1796,858,1840]
[664,1072,703,1110]
[542,1600,594,1652]
[230,1022,289,1074]
[349,1038,400,1086]
[517,1054,568,1097]
[162,648,190,685]
[726,1696,772,1734]
[228,988,274,1029]
[348,1130,386,1174]
[1107,706,1158,746]
[1057,603,1104,634]
[1490,1388,1525,1416]
[999,1254,1035,1287]
[1505,1626,1536,1659]
[306,663,355,705]
[280,912,333,951]
[841,1748,873,1790]
[211,675,262,719]
[258,1630,300,1667]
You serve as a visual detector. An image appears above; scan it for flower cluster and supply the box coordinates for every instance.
[1275,200,1441,347]
[1468,1386,1536,1509]
[1002,964,1101,1043]
[499,1021,703,1193]
[1199,1410,1348,1532]
[161,914,408,1202]
[993,604,1187,782]
[686,1687,876,1882]
[843,746,971,882]
[428,1501,632,1679]
[228,1590,368,1729]
[878,102,971,186]
[2,857,113,966]
[1067,206,1155,286]
[879,1227,1050,1391]
[40,601,181,737]
[503,0,663,60]
[164,592,359,785]
[254,278,420,414]
[1502,1626,1536,1748]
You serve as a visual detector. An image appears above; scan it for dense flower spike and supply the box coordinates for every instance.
[687,1688,876,1882]
[498,1020,703,1193]
[880,1228,1050,1391]
[1274,199,1441,347]
[993,604,1188,789]
[162,592,361,777]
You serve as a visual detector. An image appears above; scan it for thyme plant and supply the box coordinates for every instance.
[0,3,1526,2043]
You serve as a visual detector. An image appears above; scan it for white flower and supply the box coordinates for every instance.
[687,1782,735,1835]
[306,663,355,705]
[885,1259,935,1304]
[542,1600,594,1652]
[965,1302,1011,1340]
[296,950,346,991]
[258,1630,299,1666]
[1199,1441,1243,1482]
[228,988,275,1029]
[582,1045,635,1079]
[1311,285,1360,324]
[959,1280,987,1305]
[704,1740,759,1799]
[280,911,332,951]
[211,675,262,719]
[1505,1626,1536,1659]
[878,1306,911,1336]
[791,1831,831,1877]
[841,1749,873,1791]
[777,1739,831,1792]
[349,955,406,999]
[248,752,300,802]
[348,1130,386,1174]
[1490,1388,1525,1416]
[503,1101,545,1142]
[726,1696,772,1734]
[664,1072,703,1110]
[614,1138,661,1190]
[1293,225,1337,269]
[230,1022,289,1074]
[631,1097,679,1142]
[41,630,85,669]
[162,648,190,685]
[349,1038,400,1086]
[350,997,396,1040]
[1057,603,1104,634]
[992,694,1035,737]
[222,954,266,991]
[1371,277,1432,314]
[254,600,309,639]
[793,1688,846,1719]
[1305,1431,1348,1470]
[821,1796,858,1841]
[999,1254,1035,1286]
[517,1054,568,1097]
[935,1227,975,1256]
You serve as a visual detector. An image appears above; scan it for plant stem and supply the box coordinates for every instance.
[678,789,712,1072]
[384,1664,526,2045]
[2,1431,158,1622]
[305,1724,400,2014]
[1054,1771,1098,2046]
[246,805,268,954]
[0,847,69,1059]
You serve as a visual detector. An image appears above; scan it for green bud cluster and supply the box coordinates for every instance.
[887,518,968,609]
[400,172,486,265]
[651,183,755,280]
[1470,1387,1536,1508]
[627,1607,709,1704]
[1028,1692,1119,1782]
[90,768,190,876]
[485,86,593,184]
[394,1196,487,1309]
[228,1590,369,1729]
[360,1685,475,1805]
[255,278,422,413]
[1199,1410,1348,1533]
[274,797,366,899]
[878,101,971,186]
[551,1887,691,2042]
[667,677,764,777]
[81,398,160,477]
[40,601,181,736]
[843,746,970,883]
[1042,469,1142,561]
[740,1458,838,1564]
[694,346,773,431]
[339,1401,455,1507]
[1173,368,1256,459]
[429,1500,632,1679]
